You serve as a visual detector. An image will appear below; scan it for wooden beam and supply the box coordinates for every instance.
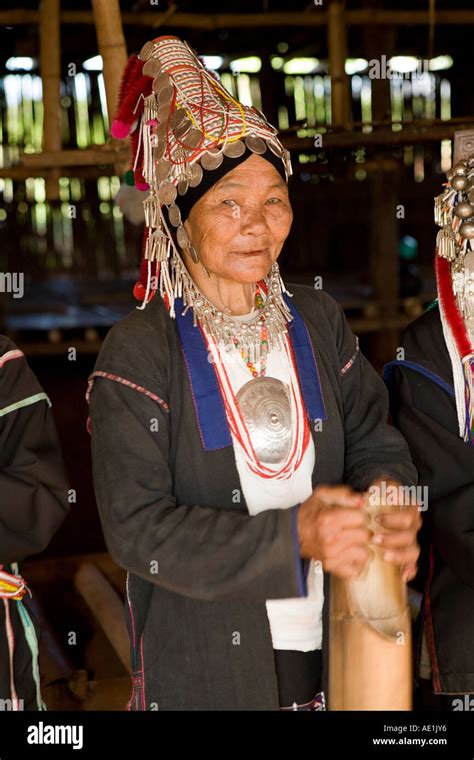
[284,119,474,150]
[3,9,474,27]
[39,0,61,200]
[19,146,129,167]
[91,0,128,126]
[0,165,121,179]
[74,563,131,674]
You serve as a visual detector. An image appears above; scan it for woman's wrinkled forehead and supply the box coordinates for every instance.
[210,158,288,194]
[173,146,289,222]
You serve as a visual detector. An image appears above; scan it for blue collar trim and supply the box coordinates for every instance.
[174,294,327,451]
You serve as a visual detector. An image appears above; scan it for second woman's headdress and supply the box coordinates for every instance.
[434,130,474,441]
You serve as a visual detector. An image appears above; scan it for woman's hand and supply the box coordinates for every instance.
[297,479,422,583]
[368,477,422,583]
[297,485,371,580]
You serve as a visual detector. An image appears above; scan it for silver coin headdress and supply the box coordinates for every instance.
[111,34,292,314]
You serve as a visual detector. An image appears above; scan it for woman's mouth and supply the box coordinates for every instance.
[234,248,268,256]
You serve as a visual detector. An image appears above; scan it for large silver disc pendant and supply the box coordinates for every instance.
[236,376,292,464]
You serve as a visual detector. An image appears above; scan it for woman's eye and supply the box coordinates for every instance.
[223,199,237,206]
[267,197,281,204]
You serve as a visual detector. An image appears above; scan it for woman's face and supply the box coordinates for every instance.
[183,154,293,283]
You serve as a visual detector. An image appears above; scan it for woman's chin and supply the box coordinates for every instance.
[227,251,275,281]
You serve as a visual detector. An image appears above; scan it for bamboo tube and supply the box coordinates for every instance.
[74,563,131,674]
[329,497,412,710]
[327,1,350,127]
[91,0,128,128]
[39,0,61,201]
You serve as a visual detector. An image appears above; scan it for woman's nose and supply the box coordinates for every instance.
[239,203,270,234]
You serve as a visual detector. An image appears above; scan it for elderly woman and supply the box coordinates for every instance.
[88,35,421,711]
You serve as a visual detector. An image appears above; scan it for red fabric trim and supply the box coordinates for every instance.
[85,371,170,413]
[423,543,442,693]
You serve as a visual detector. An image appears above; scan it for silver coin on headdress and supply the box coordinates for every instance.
[188,244,199,263]
[201,150,224,170]
[176,224,189,248]
[155,159,171,182]
[174,118,192,138]
[223,140,246,158]
[235,377,292,464]
[156,122,168,140]
[158,85,174,105]
[153,141,166,161]
[268,140,283,158]
[143,57,162,77]
[168,203,181,227]
[182,128,203,150]
[177,178,189,195]
[170,109,187,129]
[157,104,171,123]
[158,180,177,205]
[245,135,267,154]
[188,163,203,187]
[140,41,155,61]
[152,73,171,94]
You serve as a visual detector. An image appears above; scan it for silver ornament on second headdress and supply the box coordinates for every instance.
[451,175,467,191]
[454,202,474,219]
[459,221,474,240]
[453,161,468,176]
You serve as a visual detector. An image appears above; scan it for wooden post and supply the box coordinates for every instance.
[39,0,61,201]
[361,8,400,367]
[327,0,350,126]
[91,0,128,127]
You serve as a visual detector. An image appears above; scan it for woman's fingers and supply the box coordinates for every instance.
[314,484,365,509]
[324,545,370,579]
[375,506,421,532]
[324,527,372,557]
[372,528,415,549]
[382,542,420,567]
[401,563,418,583]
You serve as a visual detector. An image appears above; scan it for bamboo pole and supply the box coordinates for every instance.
[328,1,350,127]
[2,9,474,27]
[329,497,412,710]
[91,0,128,128]
[39,0,61,201]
